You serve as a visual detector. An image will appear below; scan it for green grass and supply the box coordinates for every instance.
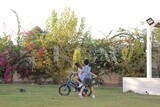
[0,84,160,107]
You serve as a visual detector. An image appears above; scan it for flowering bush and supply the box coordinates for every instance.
[0,43,32,82]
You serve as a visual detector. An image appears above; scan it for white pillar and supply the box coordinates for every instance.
[146,25,152,78]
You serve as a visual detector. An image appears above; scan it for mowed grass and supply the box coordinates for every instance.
[0,84,160,107]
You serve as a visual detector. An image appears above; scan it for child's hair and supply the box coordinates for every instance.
[75,62,82,69]
[84,59,89,65]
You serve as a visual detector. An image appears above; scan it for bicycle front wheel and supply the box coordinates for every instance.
[58,84,71,96]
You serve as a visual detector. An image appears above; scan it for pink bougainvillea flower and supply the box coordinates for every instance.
[38,47,43,55]
[0,60,6,67]
[6,66,13,73]
[27,43,35,49]
[25,69,30,74]
[4,74,10,80]
[4,66,13,80]
[0,54,7,67]
[18,65,23,70]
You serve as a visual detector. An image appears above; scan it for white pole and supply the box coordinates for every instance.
[146,25,152,78]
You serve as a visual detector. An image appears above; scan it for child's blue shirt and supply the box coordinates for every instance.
[81,65,91,81]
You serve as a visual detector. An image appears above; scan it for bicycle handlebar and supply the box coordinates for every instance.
[67,72,74,79]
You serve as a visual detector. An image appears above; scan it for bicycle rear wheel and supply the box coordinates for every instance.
[58,84,71,96]
[82,86,92,96]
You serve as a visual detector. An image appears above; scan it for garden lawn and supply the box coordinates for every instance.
[0,84,160,107]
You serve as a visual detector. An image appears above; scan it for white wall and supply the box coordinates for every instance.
[123,77,160,95]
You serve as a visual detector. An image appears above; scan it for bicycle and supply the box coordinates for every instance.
[58,73,92,96]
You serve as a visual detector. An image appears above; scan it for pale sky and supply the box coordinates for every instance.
[0,0,160,40]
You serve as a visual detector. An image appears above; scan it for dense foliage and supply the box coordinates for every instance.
[1,8,157,84]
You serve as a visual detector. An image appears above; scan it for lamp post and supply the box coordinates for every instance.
[123,19,160,95]
[146,24,152,78]
[146,18,160,78]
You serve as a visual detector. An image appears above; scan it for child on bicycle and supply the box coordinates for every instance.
[73,62,83,89]
[78,59,97,98]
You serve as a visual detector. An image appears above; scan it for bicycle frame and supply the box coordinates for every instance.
[59,73,92,96]
[63,73,76,91]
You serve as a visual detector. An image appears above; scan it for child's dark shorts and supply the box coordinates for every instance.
[83,78,93,87]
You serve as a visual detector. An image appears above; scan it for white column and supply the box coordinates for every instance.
[146,25,152,78]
